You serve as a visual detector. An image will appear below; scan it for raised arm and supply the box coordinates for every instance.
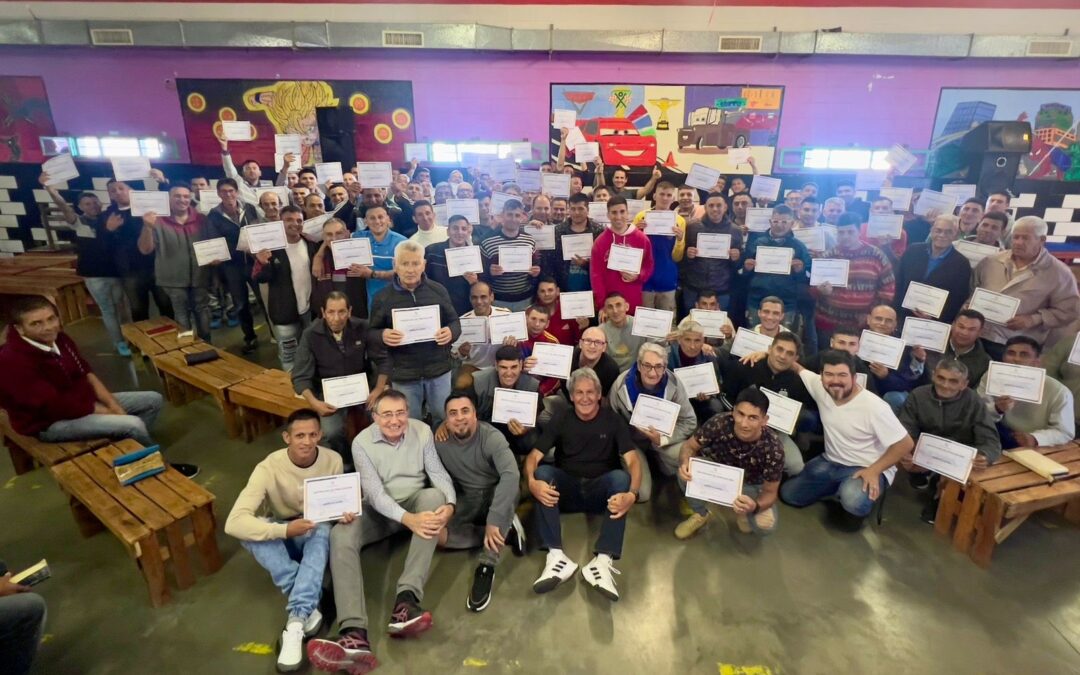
[39,174,78,225]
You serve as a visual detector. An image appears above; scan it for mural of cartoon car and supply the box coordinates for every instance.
[574,117,657,167]
[678,107,751,150]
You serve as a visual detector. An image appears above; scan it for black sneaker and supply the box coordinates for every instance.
[173,463,200,479]
[506,514,526,557]
[467,564,495,612]
[908,472,931,490]
[920,498,939,525]
[242,337,258,355]
[387,593,432,637]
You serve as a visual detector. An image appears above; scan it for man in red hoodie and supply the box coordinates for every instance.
[0,296,194,474]
[590,196,654,315]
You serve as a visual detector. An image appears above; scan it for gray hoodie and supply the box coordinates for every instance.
[609,367,698,449]
[434,422,519,531]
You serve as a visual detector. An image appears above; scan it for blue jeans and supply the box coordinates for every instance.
[162,285,212,343]
[493,298,533,312]
[0,592,46,675]
[320,408,350,462]
[679,481,778,535]
[394,371,452,426]
[882,390,908,415]
[84,276,131,347]
[274,315,312,372]
[533,465,631,559]
[38,391,162,447]
[220,262,258,342]
[680,287,730,319]
[241,522,331,622]
[779,455,887,517]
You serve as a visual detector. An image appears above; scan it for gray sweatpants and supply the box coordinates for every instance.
[330,486,447,631]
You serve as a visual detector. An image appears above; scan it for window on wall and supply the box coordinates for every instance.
[43,136,165,160]
[801,148,892,171]
[424,142,533,164]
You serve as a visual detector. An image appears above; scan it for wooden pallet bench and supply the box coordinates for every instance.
[151,344,265,438]
[120,317,203,358]
[934,442,1080,567]
[226,369,310,442]
[50,439,222,607]
[1,410,109,475]
[0,273,90,324]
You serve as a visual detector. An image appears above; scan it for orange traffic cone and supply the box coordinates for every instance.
[663,151,677,168]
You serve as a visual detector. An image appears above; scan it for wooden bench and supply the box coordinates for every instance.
[0,273,91,325]
[50,439,222,607]
[0,253,78,275]
[151,344,266,438]
[1,410,109,475]
[227,369,310,442]
[121,317,203,359]
[935,442,1080,567]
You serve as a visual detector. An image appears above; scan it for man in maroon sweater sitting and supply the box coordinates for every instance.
[0,296,195,475]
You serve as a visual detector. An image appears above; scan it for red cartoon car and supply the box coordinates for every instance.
[574,117,657,167]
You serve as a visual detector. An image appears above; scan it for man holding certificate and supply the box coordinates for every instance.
[680,192,743,315]
[976,336,1075,449]
[971,216,1080,361]
[599,292,649,372]
[742,205,812,328]
[368,242,460,426]
[609,343,698,502]
[526,369,641,602]
[591,197,655,313]
[906,310,991,391]
[553,193,605,293]
[206,178,262,354]
[632,182,686,312]
[674,387,785,539]
[463,346,543,456]
[310,217,369,320]
[892,214,970,327]
[226,410,349,673]
[425,214,480,315]
[352,206,408,309]
[534,279,587,346]
[479,199,540,312]
[863,305,921,412]
[451,282,512,388]
[668,318,723,423]
[311,391,456,671]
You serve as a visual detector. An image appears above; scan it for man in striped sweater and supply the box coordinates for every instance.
[480,199,541,311]
[812,212,895,345]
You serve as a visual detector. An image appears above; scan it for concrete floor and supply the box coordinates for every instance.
[2,315,1079,675]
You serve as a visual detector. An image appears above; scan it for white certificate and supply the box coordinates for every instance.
[901,318,950,353]
[857,329,905,370]
[445,245,483,277]
[754,246,794,275]
[745,208,773,232]
[607,244,644,275]
[627,199,648,219]
[854,170,887,190]
[560,291,595,319]
[941,184,977,205]
[192,237,231,266]
[356,162,392,189]
[631,307,674,340]
[985,362,1046,404]
[490,158,517,182]
[809,259,849,287]
[901,281,949,319]
[695,232,731,259]
[730,328,774,358]
[244,221,288,251]
[690,309,728,338]
[529,343,575,380]
[302,212,334,240]
[588,202,610,224]
[685,458,744,507]
[403,143,429,162]
[129,191,170,217]
[552,109,577,129]
[275,153,301,173]
[304,473,362,522]
[222,121,253,141]
[954,239,999,267]
[331,238,374,269]
[199,190,222,214]
[793,227,825,252]
[913,434,977,484]
[488,311,528,342]
[749,175,782,202]
[685,163,721,191]
[511,143,534,162]
[315,162,344,185]
[885,144,918,175]
[856,373,868,389]
[914,189,956,217]
[560,233,594,260]
[969,288,1020,325]
[529,225,557,251]
[1067,333,1080,367]
[391,305,441,345]
[498,245,534,273]
[490,191,514,214]
[454,316,488,348]
[542,173,571,199]
[275,134,303,155]
[866,213,904,239]
[447,199,481,224]
[629,394,680,437]
[574,142,600,163]
[321,373,370,409]
[42,154,79,185]
[516,170,542,193]
[491,388,538,427]
[674,363,720,397]
[644,210,677,235]
[761,387,803,435]
[878,187,914,212]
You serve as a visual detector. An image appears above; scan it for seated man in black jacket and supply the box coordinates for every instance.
[253,205,320,371]
[292,291,387,462]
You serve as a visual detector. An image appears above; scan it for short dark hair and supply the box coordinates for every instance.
[241,159,260,170]
[606,196,628,210]
[698,289,719,300]
[731,190,753,201]
[328,182,347,191]
[448,214,469,226]
[216,177,239,192]
[820,349,857,375]
[963,197,983,208]
[495,345,523,362]
[527,303,552,317]
[832,324,861,339]
[1005,334,1041,355]
[285,408,321,431]
[323,290,350,308]
[372,388,409,413]
[771,204,794,218]
[10,295,57,325]
[604,290,626,303]
[800,196,819,206]
[981,211,1009,229]
[802,181,819,190]
[444,389,478,412]
[550,196,568,206]
[298,168,317,177]
[169,182,192,193]
[734,386,770,415]
[280,205,304,218]
[772,330,802,353]
[837,212,863,228]
[412,199,433,211]
[704,191,727,203]
[568,192,590,206]
[537,275,558,287]
[989,191,1012,204]
[502,199,525,214]
[836,179,855,190]
[955,309,985,326]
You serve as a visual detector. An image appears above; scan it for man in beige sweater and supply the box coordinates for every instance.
[225,409,352,673]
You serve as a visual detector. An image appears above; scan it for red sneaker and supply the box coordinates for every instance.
[307,631,379,674]
[387,600,432,638]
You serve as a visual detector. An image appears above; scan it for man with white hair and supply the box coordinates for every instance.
[971,216,1080,361]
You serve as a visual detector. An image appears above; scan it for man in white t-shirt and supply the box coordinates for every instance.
[778,349,913,528]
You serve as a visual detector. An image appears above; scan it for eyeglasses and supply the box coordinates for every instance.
[580,339,606,347]
[376,410,409,420]
[639,363,666,372]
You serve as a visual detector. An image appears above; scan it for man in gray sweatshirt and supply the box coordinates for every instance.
[308,390,456,675]
[435,390,524,612]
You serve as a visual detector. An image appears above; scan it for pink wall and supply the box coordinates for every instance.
[2,46,1079,164]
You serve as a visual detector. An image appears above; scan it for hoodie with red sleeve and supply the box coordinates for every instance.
[590,225,655,313]
[0,325,97,435]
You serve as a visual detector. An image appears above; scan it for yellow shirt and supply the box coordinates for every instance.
[632,209,686,262]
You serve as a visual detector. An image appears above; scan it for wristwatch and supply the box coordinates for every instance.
[629,488,640,499]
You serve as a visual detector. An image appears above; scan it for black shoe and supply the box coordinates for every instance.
[908,472,931,491]
[387,593,432,637]
[467,564,495,612]
[173,463,200,479]
[505,514,526,557]
[920,499,939,525]
[242,338,258,355]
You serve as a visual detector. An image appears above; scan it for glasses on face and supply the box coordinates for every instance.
[376,410,409,420]
[580,338,606,347]
[639,362,666,373]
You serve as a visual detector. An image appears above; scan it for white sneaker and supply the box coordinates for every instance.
[277,621,305,672]
[581,554,621,601]
[508,514,527,556]
[302,608,323,637]
[532,549,577,594]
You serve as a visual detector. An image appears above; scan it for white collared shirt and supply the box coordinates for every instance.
[22,336,60,355]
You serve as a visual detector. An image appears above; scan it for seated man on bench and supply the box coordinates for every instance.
[0,295,197,477]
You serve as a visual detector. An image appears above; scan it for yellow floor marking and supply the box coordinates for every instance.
[463,657,490,667]
[718,665,774,675]
[232,642,274,656]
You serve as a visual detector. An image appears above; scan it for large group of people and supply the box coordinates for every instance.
[2,129,1079,675]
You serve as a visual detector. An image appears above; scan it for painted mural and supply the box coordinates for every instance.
[549,84,784,174]
[177,79,416,166]
[931,88,1080,181]
[0,76,57,163]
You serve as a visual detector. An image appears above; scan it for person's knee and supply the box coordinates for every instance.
[609,469,631,493]
[533,464,556,483]
[416,487,448,511]
[779,476,812,506]
[330,520,360,550]
[838,480,874,517]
